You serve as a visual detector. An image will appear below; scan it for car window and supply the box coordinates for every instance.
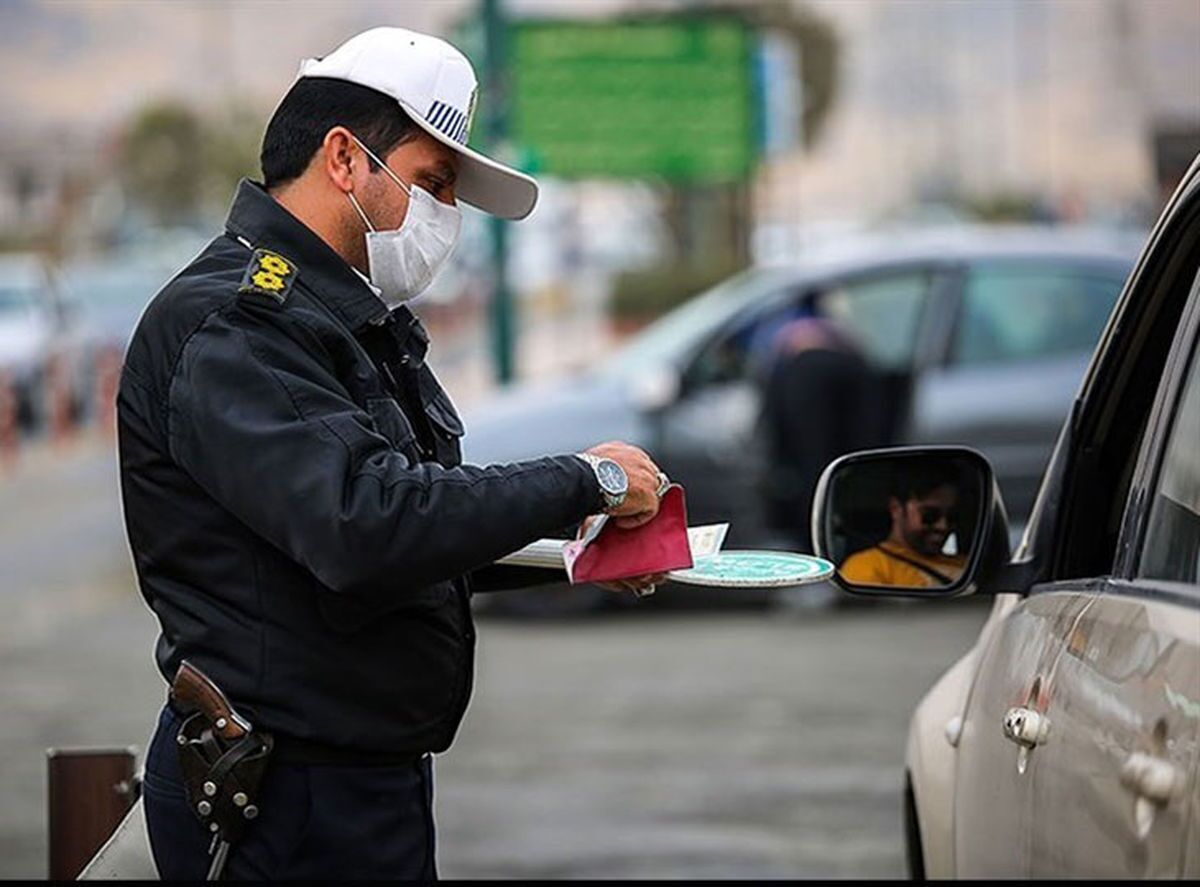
[682,296,805,389]
[953,265,1124,366]
[602,267,801,380]
[817,271,931,370]
[1138,335,1200,586]
[681,269,931,389]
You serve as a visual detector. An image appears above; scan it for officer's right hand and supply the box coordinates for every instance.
[583,441,664,529]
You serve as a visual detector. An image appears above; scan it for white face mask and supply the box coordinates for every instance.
[347,135,462,307]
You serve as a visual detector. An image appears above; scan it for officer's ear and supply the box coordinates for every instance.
[321,127,359,194]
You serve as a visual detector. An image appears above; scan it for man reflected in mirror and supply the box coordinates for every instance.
[839,466,967,587]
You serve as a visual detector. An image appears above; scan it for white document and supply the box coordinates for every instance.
[686,522,730,559]
[497,523,730,571]
[496,536,570,569]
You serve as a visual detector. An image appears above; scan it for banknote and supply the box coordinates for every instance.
[686,523,730,559]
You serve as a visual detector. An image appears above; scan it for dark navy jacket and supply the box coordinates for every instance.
[118,180,600,759]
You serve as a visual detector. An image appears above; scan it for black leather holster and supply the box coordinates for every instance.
[175,712,274,848]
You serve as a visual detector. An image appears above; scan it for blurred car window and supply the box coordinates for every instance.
[953,265,1125,366]
[1138,327,1200,587]
[681,269,932,390]
[603,266,800,378]
[59,263,169,352]
[819,272,931,370]
[684,297,809,389]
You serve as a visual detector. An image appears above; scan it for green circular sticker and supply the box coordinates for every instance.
[668,551,835,588]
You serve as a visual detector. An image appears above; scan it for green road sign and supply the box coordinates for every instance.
[509,17,758,183]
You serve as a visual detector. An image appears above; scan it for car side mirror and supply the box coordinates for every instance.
[811,446,1012,598]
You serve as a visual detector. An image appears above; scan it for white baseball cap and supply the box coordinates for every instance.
[298,27,538,220]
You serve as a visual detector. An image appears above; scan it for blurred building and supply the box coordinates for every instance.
[754,0,1200,255]
[1,0,1197,264]
[0,128,106,250]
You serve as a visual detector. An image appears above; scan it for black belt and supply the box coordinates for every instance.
[166,699,426,767]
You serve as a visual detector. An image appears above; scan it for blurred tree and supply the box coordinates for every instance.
[785,4,839,152]
[119,100,264,227]
[200,104,264,211]
[712,0,841,151]
[964,191,1055,223]
[119,102,206,226]
[659,2,841,291]
[610,257,745,326]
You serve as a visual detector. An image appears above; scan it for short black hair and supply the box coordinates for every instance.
[260,77,419,190]
[889,462,961,503]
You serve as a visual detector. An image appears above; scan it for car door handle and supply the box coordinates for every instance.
[1003,706,1050,775]
[1120,752,1185,804]
[1120,752,1186,840]
[1003,706,1050,748]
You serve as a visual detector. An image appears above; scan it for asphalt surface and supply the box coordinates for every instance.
[0,436,989,879]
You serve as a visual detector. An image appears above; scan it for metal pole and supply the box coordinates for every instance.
[483,0,514,385]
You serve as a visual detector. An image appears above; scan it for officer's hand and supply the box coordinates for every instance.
[597,573,669,597]
[583,441,664,529]
[575,516,668,598]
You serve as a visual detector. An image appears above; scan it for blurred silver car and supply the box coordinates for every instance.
[463,226,1141,613]
[58,232,208,424]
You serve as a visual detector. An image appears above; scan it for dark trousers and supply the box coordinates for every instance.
[143,706,437,880]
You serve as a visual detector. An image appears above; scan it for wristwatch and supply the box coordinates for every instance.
[575,453,629,512]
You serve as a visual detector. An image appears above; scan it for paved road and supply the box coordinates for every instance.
[441,601,988,880]
[0,437,989,879]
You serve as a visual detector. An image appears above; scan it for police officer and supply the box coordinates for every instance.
[118,27,667,880]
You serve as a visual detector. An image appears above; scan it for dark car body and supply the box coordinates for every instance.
[463,228,1141,596]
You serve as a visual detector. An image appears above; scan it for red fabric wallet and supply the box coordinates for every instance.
[563,484,694,584]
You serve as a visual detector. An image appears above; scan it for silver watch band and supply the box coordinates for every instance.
[575,453,625,511]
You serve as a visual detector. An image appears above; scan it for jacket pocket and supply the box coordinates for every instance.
[366,397,420,459]
[420,387,465,468]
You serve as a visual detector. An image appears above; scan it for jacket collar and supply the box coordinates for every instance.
[224,178,394,333]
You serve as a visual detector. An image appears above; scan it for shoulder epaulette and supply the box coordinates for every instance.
[239,248,298,304]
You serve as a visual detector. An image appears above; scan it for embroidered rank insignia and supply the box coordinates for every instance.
[239,249,297,303]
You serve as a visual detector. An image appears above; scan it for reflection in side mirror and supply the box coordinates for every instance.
[812,447,1009,598]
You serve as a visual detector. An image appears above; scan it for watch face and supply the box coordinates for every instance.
[597,459,628,495]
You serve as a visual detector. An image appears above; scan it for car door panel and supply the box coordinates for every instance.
[1024,247,1200,876]
[1185,764,1200,877]
[953,587,1095,877]
[1029,586,1200,877]
[655,380,768,545]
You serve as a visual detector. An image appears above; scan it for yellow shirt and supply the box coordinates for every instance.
[839,542,966,588]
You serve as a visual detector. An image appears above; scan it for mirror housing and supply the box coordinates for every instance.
[811,446,1012,598]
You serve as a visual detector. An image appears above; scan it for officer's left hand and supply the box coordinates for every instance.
[576,515,668,597]
[596,572,669,597]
